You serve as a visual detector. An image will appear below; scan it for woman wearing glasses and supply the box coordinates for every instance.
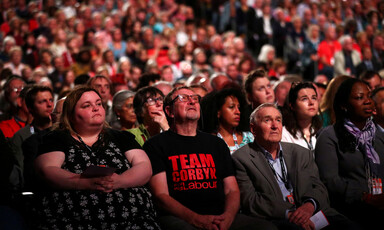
[129,86,169,146]
[200,88,253,154]
[281,82,322,152]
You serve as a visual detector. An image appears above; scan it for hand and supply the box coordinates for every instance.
[300,220,315,230]
[151,110,170,131]
[213,213,233,230]
[288,202,315,226]
[89,176,114,192]
[189,213,220,230]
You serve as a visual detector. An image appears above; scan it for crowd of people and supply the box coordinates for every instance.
[1,0,384,229]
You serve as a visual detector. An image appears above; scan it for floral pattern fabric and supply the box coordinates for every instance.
[34,129,160,230]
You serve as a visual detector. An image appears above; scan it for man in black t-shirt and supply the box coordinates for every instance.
[144,86,276,230]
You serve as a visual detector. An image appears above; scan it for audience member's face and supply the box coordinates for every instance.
[274,81,291,107]
[161,67,174,82]
[292,88,318,120]
[7,79,25,106]
[32,91,54,119]
[373,90,384,122]
[118,97,136,125]
[249,77,275,108]
[91,78,111,104]
[168,89,200,122]
[73,91,105,129]
[226,65,239,80]
[347,82,374,122]
[251,106,282,145]
[365,75,382,90]
[11,50,22,65]
[143,93,164,123]
[218,96,240,129]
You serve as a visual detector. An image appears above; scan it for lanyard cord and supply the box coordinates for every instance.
[265,153,292,191]
[303,134,313,150]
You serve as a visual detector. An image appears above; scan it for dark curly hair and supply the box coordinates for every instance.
[200,88,249,133]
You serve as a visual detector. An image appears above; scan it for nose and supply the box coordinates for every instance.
[364,96,373,105]
[92,104,99,111]
[48,101,53,108]
[235,107,240,114]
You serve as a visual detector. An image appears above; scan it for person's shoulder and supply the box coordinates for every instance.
[107,128,135,139]
[317,125,336,139]
[281,142,309,153]
[232,143,253,159]
[145,129,172,144]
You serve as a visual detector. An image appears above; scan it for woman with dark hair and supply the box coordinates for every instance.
[200,88,253,154]
[281,82,322,152]
[129,86,169,146]
[33,86,160,229]
[315,78,384,229]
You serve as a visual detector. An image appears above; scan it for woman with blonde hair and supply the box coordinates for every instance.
[320,75,351,127]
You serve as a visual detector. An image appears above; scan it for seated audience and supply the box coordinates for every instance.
[315,78,384,229]
[112,90,137,130]
[320,75,351,127]
[143,86,277,230]
[281,82,322,152]
[200,88,253,154]
[129,86,169,146]
[371,87,384,131]
[33,86,160,229]
[232,103,359,230]
[359,70,382,90]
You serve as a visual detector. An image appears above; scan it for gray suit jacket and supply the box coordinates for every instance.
[232,142,339,220]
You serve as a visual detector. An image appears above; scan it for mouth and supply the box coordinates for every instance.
[364,108,373,113]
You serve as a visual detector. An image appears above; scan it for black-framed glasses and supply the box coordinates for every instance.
[145,96,164,106]
[170,94,201,104]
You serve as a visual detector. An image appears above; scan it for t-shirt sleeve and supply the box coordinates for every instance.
[114,130,142,152]
[143,139,165,176]
[38,130,68,155]
[216,137,236,178]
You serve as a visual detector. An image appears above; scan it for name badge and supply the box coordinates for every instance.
[286,194,295,205]
[372,178,383,195]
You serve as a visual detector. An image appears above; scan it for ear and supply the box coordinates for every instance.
[165,105,174,118]
[250,123,256,136]
[373,106,377,116]
[217,110,221,119]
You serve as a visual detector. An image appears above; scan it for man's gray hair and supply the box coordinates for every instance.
[250,103,281,124]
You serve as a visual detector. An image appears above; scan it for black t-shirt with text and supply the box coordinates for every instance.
[144,130,235,215]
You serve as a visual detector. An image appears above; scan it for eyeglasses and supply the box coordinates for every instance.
[145,96,164,106]
[11,86,24,93]
[170,94,201,104]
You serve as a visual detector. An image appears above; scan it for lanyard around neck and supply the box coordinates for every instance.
[265,152,292,191]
